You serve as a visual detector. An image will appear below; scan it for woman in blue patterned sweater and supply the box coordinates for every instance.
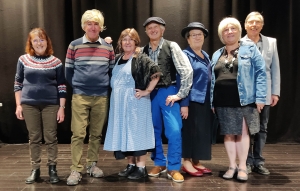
[14,28,67,184]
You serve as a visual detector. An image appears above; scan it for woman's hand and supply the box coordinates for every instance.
[181,106,188,119]
[15,105,24,120]
[256,103,265,113]
[165,95,181,107]
[135,89,150,99]
[57,107,65,123]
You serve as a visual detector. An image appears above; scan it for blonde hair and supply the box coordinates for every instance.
[245,11,264,25]
[116,28,141,56]
[81,9,105,31]
[218,17,242,44]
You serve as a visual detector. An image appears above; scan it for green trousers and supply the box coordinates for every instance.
[70,94,108,172]
[22,104,59,169]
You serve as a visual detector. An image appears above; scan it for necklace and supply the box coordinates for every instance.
[221,48,239,73]
[224,55,235,70]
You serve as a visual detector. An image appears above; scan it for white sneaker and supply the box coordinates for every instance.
[86,162,104,178]
[67,170,82,186]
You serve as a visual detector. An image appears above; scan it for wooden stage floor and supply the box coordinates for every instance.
[0,143,299,191]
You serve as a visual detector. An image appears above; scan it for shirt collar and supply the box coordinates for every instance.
[83,34,101,44]
[149,37,164,50]
[245,34,262,42]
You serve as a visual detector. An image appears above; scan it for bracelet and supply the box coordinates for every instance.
[59,105,65,109]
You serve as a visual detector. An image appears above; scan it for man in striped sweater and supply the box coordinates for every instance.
[65,9,115,186]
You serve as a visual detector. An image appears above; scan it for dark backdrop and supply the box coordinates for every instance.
[0,0,299,143]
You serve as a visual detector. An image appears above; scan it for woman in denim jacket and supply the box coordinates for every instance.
[210,17,267,181]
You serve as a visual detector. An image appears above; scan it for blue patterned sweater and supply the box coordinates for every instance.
[14,54,67,105]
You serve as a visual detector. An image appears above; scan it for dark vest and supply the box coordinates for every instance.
[143,40,176,87]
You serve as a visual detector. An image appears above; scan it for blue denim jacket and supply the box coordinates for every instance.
[210,39,267,107]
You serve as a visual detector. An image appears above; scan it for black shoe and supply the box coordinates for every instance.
[118,164,136,177]
[25,169,40,184]
[49,165,60,184]
[253,164,270,175]
[246,163,253,174]
[128,167,148,180]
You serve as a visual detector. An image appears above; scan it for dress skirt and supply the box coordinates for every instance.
[104,58,155,153]
[215,105,259,135]
[182,101,212,160]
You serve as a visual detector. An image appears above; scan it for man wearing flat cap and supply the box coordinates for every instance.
[142,17,193,183]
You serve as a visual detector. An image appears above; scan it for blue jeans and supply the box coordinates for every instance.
[247,105,270,166]
[150,85,182,171]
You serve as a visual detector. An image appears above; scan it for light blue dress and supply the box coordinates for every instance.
[104,57,155,151]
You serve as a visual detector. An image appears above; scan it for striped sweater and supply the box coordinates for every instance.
[65,36,115,96]
[14,54,67,105]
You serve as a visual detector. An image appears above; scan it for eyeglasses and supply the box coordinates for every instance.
[122,38,135,42]
[247,20,262,25]
[223,27,238,34]
[189,33,204,39]
[32,39,46,44]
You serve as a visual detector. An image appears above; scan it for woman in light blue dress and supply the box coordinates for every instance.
[104,28,161,180]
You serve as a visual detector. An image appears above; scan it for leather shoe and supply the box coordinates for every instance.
[237,168,248,181]
[253,164,270,175]
[25,169,40,184]
[182,166,203,176]
[167,170,184,183]
[128,166,148,180]
[246,163,253,174]
[193,165,212,174]
[118,164,136,177]
[148,166,166,177]
[222,166,237,180]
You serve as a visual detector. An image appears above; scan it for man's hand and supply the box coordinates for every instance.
[104,36,113,44]
[270,95,279,107]
[165,95,181,107]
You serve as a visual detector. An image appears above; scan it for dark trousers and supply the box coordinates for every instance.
[22,104,59,169]
[247,105,270,166]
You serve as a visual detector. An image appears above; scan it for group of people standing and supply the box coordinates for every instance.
[13,8,280,185]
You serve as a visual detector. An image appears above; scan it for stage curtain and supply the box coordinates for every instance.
[0,0,299,143]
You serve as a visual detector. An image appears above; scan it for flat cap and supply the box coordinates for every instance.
[143,17,166,27]
[181,22,209,38]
